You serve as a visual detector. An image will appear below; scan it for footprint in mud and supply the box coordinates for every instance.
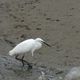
[46,18,52,20]
[4,38,15,47]
[70,7,75,10]
[9,13,20,22]
[20,19,25,22]
[55,19,60,22]
[14,24,31,30]
[20,34,27,39]
[36,28,42,30]
[46,17,60,22]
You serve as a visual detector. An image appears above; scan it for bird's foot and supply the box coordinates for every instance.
[27,64,32,70]
[15,56,32,70]
[22,59,33,69]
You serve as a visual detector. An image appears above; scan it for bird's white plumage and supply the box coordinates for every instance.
[9,38,43,56]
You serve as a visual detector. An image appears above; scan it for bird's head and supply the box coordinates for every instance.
[35,38,51,47]
[35,38,44,43]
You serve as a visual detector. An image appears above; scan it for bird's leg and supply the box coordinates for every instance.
[21,55,25,66]
[15,54,19,60]
[21,54,32,69]
[15,54,32,69]
[24,60,32,69]
[31,50,34,57]
[15,54,25,66]
[22,57,32,69]
[15,54,24,66]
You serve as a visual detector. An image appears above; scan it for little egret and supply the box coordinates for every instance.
[9,38,51,69]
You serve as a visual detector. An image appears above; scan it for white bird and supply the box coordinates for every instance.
[9,38,51,69]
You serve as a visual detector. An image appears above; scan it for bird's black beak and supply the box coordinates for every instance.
[43,42,51,47]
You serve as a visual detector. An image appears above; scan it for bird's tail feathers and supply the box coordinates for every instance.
[9,50,15,56]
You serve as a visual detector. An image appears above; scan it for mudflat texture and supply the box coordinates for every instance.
[0,55,68,80]
[0,0,80,79]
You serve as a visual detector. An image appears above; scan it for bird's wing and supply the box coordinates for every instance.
[11,39,35,54]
